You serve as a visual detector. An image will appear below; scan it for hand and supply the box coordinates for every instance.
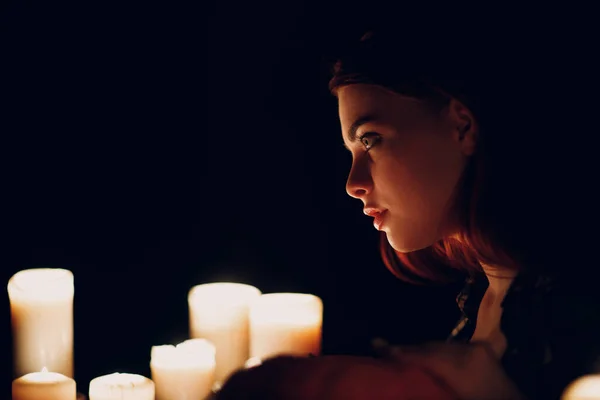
[381,341,525,400]
[216,355,460,400]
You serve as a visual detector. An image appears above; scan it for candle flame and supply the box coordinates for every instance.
[41,367,48,373]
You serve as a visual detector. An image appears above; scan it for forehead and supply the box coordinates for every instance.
[337,84,428,129]
[337,84,392,118]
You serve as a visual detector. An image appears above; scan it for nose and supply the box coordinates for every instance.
[346,157,373,199]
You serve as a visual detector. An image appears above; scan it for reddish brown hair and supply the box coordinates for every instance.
[329,30,538,284]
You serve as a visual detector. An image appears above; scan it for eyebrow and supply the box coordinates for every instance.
[344,115,377,149]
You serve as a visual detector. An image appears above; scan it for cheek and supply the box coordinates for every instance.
[375,137,465,221]
[377,155,460,252]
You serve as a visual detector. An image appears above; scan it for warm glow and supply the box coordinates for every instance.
[12,368,76,400]
[562,375,600,399]
[250,293,323,325]
[151,338,216,369]
[20,369,70,383]
[8,268,74,302]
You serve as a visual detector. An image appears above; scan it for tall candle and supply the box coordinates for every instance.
[12,367,76,400]
[250,293,322,360]
[561,375,600,399]
[188,282,261,384]
[151,338,216,400]
[8,268,74,377]
[89,373,154,400]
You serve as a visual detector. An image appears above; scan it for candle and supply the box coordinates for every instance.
[89,373,154,400]
[244,357,263,369]
[188,282,261,383]
[7,268,75,377]
[12,367,76,400]
[561,375,600,399]
[151,338,216,400]
[249,293,323,360]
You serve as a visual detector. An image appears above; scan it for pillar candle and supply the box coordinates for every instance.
[151,338,216,400]
[188,282,261,384]
[8,268,74,377]
[561,375,600,399]
[250,293,323,360]
[244,357,263,369]
[88,373,154,400]
[12,368,76,400]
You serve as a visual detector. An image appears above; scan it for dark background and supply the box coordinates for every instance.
[0,1,595,397]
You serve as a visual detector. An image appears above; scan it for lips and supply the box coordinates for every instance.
[363,208,387,230]
[372,211,387,230]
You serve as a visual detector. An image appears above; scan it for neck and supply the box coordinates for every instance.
[479,262,517,299]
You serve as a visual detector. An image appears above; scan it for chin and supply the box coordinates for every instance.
[386,231,436,253]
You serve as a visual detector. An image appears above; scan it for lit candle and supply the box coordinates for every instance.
[249,293,323,360]
[7,268,74,377]
[188,282,261,384]
[88,373,154,400]
[561,375,600,399]
[151,338,216,400]
[12,367,76,400]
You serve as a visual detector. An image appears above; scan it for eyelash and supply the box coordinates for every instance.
[358,132,381,151]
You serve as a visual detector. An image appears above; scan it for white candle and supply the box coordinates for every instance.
[188,282,261,383]
[249,293,323,360]
[12,367,76,400]
[8,268,74,377]
[89,373,154,400]
[244,357,263,369]
[151,338,216,400]
[561,375,600,399]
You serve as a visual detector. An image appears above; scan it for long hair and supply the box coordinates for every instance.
[329,29,560,284]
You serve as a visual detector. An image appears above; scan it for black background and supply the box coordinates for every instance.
[1,1,595,397]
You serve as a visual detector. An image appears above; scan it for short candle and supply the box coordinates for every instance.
[8,268,75,377]
[249,292,323,360]
[188,282,261,383]
[151,338,216,400]
[88,373,154,400]
[12,367,76,400]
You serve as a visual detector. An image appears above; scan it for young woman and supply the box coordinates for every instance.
[217,28,600,400]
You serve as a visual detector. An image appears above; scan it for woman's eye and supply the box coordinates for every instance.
[359,133,380,150]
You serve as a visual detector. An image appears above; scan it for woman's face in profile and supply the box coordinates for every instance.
[338,84,475,252]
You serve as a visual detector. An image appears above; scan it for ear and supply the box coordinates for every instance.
[447,98,478,156]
